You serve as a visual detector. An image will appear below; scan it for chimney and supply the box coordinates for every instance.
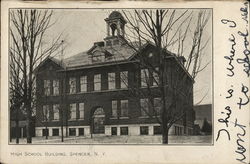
[94,41,105,47]
[178,56,186,65]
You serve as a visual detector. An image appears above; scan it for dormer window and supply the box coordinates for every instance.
[92,55,105,63]
[92,50,105,63]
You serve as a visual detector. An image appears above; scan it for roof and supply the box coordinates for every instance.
[109,11,124,19]
[34,56,65,73]
[63,43,137,68]
[107,11,126,23]
[35,40,194,82]
[63,51,89,67]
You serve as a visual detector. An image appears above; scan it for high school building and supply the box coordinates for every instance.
[35,11,195,137]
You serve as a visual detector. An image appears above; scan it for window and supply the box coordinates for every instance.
[79,103,84,119]
[120,100,128,117]
[69,104,77,120]
[152,67,159,86]
[42,129,49,136]
[52,129,59,136]
[92,55,105,63]
[120,127,128,135]
[175,126,181,135]
[180,127,182,135]
[153,126,162,135]
[94,74,101,91]
[111,100,118,118]
[111,127,117,135]
[80,76,87,92]
[69,128,76,136]
[108,72,116,90]
[79,128,84,136]
[120,71,128,88]
[69,78,76,94]
[140,126,149,135]
[53,104,60,120]
[153,98,162,116]
[52,80,59,95]
[43,105,50,121]
[44,80,51,95]
[140,98,149,117]
[141,69,149,87]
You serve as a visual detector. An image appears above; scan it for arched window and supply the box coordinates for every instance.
[93,107,105,116]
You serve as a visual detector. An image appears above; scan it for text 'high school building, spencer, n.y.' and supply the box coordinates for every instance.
[34,11,195,138]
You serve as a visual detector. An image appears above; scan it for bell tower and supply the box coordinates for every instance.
[104,11,127,46]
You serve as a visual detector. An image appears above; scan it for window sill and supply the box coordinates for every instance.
[110,117,118,119]
[42,94,59,97]
[66,88,129,95]
[50,94,60,97]
[68,119,77,121]
[68,93,77,95]
[141,86,159,88]
[119,87,128,90]
[68,119,84,121]
[120,117,129,119]
[41,120,59,122]
[51,120,60,122]
[139,116,150,118]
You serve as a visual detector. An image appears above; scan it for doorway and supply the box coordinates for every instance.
[92,107,105,134]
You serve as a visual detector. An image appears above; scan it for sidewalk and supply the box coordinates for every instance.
[10,135,212,144]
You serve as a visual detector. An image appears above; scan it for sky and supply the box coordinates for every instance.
[44,9,212,105]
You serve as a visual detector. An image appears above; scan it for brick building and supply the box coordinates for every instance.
[34,11,195,137]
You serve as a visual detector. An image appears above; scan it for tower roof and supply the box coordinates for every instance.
[109,11,124,19]
[106,11,126,23]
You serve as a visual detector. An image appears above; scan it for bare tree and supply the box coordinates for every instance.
[118,9,211,144]
[9,9,63,143]
[9,45,24,143]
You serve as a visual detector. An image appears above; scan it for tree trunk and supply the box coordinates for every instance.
[26,120,32,143]
[26,105,32,143]
[162,134,168,144]
[45,125,48,140]
[15,120,19,144]
[162,126,169,144]
[60,107,64,142]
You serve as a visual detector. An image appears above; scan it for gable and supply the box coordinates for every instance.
[35,57,63,74]
[128,43,160,64]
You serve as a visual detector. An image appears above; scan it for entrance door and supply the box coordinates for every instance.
[92,108,105,134]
